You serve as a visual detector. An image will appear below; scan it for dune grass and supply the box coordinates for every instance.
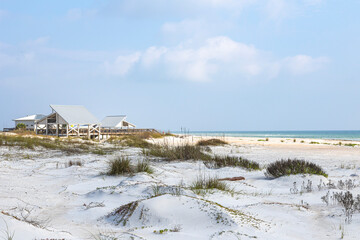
[209,155,260,170]
[0,134,112,155]
[107,135,152,148]
[107,157,133,175]
[265,159,328,178]
[145,143,212,161]
[191,175,231,193]
[196,138,227,146]
[144,142,261,170]
[107,157,153,175]
[136,160,154,174]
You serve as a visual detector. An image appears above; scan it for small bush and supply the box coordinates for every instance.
[16,123,26,130]
[108,135,151,148]
[208,155,260,170]
[107,157,132,175]
[136,160,153,174]
[92,149,106,155]
[145,144,211,161]
[191,175,230,192]
[107,157,154,175]
[310,141,320,144]
[196,138,227,146]
[345,143,357,147]
[265,159,328,178]
[66,160,82,167]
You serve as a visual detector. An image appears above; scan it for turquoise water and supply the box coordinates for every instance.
[174,131,360,141]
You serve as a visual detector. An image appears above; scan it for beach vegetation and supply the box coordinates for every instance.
[136,160,154,174]
[1,220,15,240]
[310,141,320,144]
[107,135,152,148]
[107,157,132,175]
[144,142,261,170]
[196,138,227,146]
[191,175,231,194]
[107,157,153,175]
[15,123,26,130]
[145,143,212,161]
[66,160,82,167]
[344,143,357,147]
[265,159,328,178]
[206,155,260,170]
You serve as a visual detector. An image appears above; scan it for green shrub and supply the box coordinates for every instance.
[209,155,260,170]
[66,160,82,167]
[136,160,153,174]
[107,135,152,148]
[310,141,320,144]
[265,159,328,178]
[191,175,230,192]
[344,143,357,147]
[196,138,227,146]
[145,144,211,161]
[107,157,132,175]
[16,123,27,130]
[107,157,154,175]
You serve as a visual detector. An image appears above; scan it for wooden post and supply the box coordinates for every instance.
[45,121,48,135]
[98,125,101,141]
[66,125,69,138]
[56,124,59,137]
[88,125,90,139]
[77,124,80,137]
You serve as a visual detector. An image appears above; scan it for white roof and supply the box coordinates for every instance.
[13,114,46,121]
[50,105,100,125]
[101,115,127,128]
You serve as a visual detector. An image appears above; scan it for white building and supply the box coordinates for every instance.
[35,105,101,138]
[101,115,136,129]
[13,114,46,130]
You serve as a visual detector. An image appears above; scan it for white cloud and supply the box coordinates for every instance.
[284,55,329,75]
[104,36,328,81]
[104,52,141,76]
[141,46,168,68]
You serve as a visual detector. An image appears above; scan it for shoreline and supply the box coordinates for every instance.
[172,131,360,142]
[157,135,360,148]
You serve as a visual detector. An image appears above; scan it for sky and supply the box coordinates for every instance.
[0,0,359,131]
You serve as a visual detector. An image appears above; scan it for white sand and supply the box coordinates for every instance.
[0,135,360,239]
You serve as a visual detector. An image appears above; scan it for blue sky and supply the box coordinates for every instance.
[0,0,359,131]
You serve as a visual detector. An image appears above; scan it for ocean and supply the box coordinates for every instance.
[174,131,360,141]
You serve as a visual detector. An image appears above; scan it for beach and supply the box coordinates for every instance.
[0,133,359,239]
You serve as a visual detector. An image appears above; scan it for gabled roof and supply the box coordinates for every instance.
[13,114,46,121]
[50,105,100,125]
[101,115,127,128]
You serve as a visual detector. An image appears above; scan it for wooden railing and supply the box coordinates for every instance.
[100,128,158,135]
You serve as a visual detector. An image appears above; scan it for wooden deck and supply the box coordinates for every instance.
[100,128,158,135]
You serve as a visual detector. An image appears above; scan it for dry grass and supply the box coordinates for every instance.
[196,138,227,146]
[208,155,260,170]
[0,133,111,155]
[191,174,231,193]
[66,160,82,167]
[107,157,153,175]
[265,159,328,178]
[145,143,212,161]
